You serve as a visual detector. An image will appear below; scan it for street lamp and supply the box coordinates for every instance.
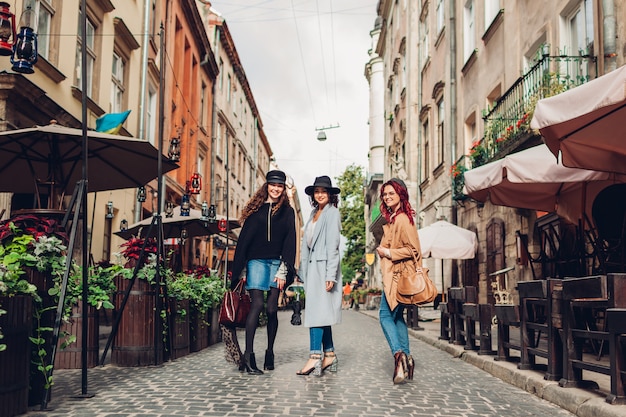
[315,123,340,141]
[11,4,37,74]
[105,201,114,219]
[180,194,190,216]
[0,2,16,56]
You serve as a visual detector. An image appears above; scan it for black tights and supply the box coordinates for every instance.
[245,287,280,354]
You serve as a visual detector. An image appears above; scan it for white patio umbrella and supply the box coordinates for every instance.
[463,144,626,224]
[418,220,478,299]
[530,64,626,174]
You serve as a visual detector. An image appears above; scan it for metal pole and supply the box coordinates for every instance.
[79,0,90,398]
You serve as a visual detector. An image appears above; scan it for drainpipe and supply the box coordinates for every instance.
[135,0,151,223]
[449,0,457,226]
[602,0,617,73]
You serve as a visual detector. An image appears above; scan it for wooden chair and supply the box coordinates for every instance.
[494,304,521,362]
[518,279,562,381]
[559,274,626,393]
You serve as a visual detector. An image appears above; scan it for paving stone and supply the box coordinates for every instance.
[22,310,577,417]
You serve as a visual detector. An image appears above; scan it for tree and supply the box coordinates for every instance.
[336,164,366,283]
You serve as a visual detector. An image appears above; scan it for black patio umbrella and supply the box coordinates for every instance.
[0,123,179,208]
[114,206,240,240]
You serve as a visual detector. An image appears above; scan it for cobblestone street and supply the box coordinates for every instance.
[23,309,576,417]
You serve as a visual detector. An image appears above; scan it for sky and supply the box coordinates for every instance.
[207,0,379,220]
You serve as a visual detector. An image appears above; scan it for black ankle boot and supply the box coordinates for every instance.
[243,352,263,375]
[264,350,275,370]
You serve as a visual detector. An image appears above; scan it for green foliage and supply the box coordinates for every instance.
[167,270,225,315]
[336,164,366,277]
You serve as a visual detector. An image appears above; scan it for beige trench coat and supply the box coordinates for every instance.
[379,212,423,311]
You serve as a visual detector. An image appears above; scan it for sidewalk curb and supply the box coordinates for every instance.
[359,309,626,417]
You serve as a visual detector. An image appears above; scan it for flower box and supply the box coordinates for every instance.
[0,295,32,417]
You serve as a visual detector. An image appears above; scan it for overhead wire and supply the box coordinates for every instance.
[290,0,318,125]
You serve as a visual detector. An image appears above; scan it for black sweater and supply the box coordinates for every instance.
[230,202,296,288]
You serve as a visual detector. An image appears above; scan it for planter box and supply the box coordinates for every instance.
[54,304,99,369]
[167,298,190,360]
[189,309,209,352]
[0,295,33,417]
[26,268,54,406]
[112,275,163,367]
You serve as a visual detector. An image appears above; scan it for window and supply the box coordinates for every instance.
[150,0,157,41]
[219,58,224,90]
[419,10,429,65]
[76,10,96,97]
[566,0,594,55]
[422,119,430,179]
[111,52,125,113]
[34,0,53,60]
[146,87,157,146]
[227,74,231,103]
[437,99,445,165]
[485,0,500,30]
[465,112,477,156]
[436,0,445,34]
[216,122,222,159]
[463,0,475,62]
[200,82,206,127]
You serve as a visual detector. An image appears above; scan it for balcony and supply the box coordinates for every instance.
[469,54,597,169]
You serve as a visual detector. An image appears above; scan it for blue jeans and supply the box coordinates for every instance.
[310,326,334,354]
[379,292,410,355]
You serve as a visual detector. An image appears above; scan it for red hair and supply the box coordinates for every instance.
[379,180,415,225]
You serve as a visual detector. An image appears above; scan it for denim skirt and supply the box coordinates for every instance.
[245,258,281,291]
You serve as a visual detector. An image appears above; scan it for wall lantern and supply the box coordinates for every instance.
[218,218,227,232]
[180,227,188,240]
[180,194,190,216]
[316,131,327,141]
[165,201,174,218]
[11,4,37,74]
[120,219,128,231]
[208,204,216,223]
[137,186,146,203]
[200,201,209,221]
[105,201,114,219]
[189,173,201,194]
[168,137,180,161]
[0,2,16,56]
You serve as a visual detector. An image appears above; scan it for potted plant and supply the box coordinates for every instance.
[111,237,164,367]
[55,260,117,369]
[0,215,74,409]
[183,266,225,350]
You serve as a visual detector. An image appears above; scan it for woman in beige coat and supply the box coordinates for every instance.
[376,178,422,384]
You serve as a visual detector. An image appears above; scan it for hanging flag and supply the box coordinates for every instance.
[95,110,131,134]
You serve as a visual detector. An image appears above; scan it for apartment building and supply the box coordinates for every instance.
[201,4,303,271]
[369,0,626,304]
[0,0,223,271]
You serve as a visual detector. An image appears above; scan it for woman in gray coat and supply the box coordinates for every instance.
[297,176,343,376]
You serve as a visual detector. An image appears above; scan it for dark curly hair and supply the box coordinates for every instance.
[239,182,291,224]
[379,179,415,225]
[309,190,339,209]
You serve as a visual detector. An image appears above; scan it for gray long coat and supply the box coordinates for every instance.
[300,204,343,328]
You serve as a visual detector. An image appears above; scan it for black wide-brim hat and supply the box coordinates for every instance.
[305,175,340,195]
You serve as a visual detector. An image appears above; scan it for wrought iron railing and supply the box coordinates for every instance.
[469,54,597,168]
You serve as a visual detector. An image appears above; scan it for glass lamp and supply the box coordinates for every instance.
[180,194,190,216]
[105,201,114,219]
[10,5,37,74]
[0,2,16,56]
[168,137,180,161]
[137,186,146,203]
